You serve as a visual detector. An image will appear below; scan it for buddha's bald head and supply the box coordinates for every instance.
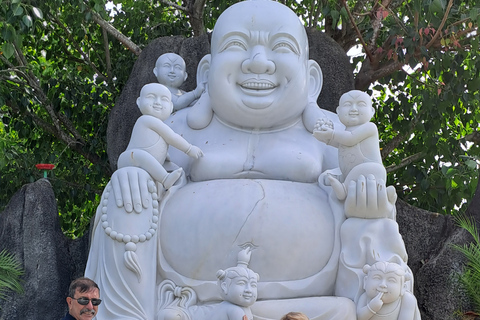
[211,0,309,60]
[191,0,322,130]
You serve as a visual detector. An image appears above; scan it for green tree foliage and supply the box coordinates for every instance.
[0,249,23,304]
[0,0,191,237]
[0,0,479,237]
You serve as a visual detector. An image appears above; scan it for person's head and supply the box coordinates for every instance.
[137,83,173,120]
[66,277,101,320]
[217,266,259,307]
[154,53,188,89]
[280,312,309,320]
[195,0,323,130]
[336,90,374,127]
[363,261,410,304]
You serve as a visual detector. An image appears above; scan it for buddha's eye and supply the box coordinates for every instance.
[221,40,247,52]
[272,41,298,54]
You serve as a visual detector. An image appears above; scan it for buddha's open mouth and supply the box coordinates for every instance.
[240,79,276,96]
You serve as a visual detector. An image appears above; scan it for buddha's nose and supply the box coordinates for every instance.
[241,46,275,74]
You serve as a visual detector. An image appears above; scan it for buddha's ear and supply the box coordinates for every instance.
[196,54,210,87]
[302,60,325,133]
[187,54,213,129]
[308,59,323,103]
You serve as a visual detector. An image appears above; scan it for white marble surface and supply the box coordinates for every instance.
[85,1,420,319]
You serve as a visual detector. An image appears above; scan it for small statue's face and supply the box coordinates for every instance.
[223,275,258,307]
[207,1,310,129]
[138,85,173,121]
[364,270,403,304]
[337,91,374,127]
[154,53,187,89]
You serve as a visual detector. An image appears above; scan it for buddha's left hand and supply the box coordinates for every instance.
[344,174,397,219]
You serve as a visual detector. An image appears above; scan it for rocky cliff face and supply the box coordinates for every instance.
[0,179,89,320]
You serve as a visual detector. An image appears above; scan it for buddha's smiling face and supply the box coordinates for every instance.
[207,1,310,130]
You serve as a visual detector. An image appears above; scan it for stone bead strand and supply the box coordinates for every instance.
[101,181,159,252]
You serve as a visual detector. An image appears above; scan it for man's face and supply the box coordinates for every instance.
[337,92,374,127]
[154,53,187,89]
[364,270,403,304]
[207,1,310,130]
[137,84,173,121]
[223,274,258,307]
[66,288,100,320]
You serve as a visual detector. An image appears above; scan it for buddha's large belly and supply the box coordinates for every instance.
[159,179,338,298]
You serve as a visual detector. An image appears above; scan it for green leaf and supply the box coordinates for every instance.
[466,159,478,170]
[32,7,43,19]
[12,4,23,16]
[1,42,14,59]
[330,9,339,28]
[1,25,16,41]
[22,15,32,27]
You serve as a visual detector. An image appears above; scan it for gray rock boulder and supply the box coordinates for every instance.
[397,200,475,319]
[0,179,89,320]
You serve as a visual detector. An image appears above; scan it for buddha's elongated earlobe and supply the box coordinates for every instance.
[187,54,213,129]
[302,59,326,132]
[308,59,323,103]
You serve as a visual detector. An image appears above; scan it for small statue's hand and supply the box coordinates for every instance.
[314,118,334,130]
[323,119,334,130]
[368,292,384,313]
[344,174,397,219]
[111,167,153,214]
[187,145,204,159]
[313,128,334,144]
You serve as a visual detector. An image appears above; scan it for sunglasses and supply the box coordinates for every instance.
[72,297,102,306]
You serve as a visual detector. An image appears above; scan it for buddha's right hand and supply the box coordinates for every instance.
[111,167,153,213]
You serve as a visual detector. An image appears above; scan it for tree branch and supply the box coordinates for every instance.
[341,0,374,62]
[84,4,142,56]
[10,41,86,145]
[369,1,392,50]
[50,15,108,81]
[102,27,112,83]
[385,151,426,173]
[192,0,207,36]
[159,0,188,12]
[426,0,454,49]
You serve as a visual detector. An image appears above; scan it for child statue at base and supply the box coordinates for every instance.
[357,261,418,320]
[209,248,259,320]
